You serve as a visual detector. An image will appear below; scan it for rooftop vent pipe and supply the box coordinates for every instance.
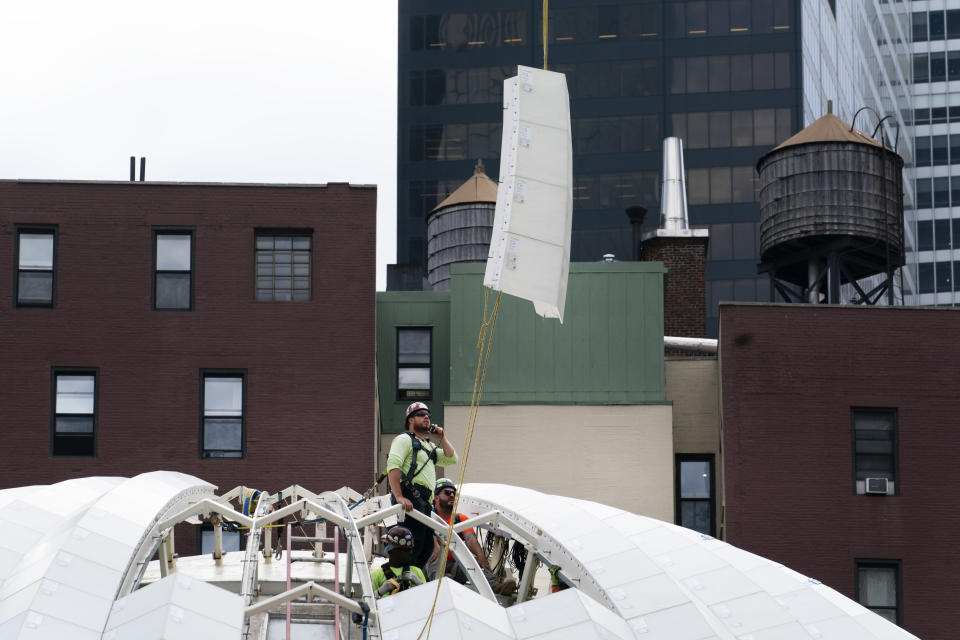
[659,137,689,233]
[129,156,146,181]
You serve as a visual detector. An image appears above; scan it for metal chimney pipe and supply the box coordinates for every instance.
[659,137,689,233]
[129,157,136,182]
[139,157,146,182]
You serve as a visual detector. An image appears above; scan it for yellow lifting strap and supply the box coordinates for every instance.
[416,287,504,640]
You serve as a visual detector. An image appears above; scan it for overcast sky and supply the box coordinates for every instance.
[0,1,398,289]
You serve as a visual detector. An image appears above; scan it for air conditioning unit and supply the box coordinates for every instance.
[865,477,889,495]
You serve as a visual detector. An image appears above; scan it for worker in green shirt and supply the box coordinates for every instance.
[386,401,458,569]
[372,526,427,598]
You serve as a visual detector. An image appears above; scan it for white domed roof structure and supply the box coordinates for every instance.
[0,472,918,639]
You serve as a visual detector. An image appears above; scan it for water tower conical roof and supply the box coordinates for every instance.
[431,160,498,213]
[772,113,883,152]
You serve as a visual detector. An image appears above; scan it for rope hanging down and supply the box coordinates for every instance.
[542,0,549,70]
[416,287,504,640]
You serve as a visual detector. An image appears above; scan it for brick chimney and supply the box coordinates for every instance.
[641,138,709,353]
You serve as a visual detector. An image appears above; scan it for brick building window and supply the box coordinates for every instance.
[154,230,193,310]
[16,227,56,307]
[852,408,897,495]
[856,560,901,625]
[397,327,431,400]
[52,369,97,457]
[201,372,245,458]
[255,232,311,301]
[675,454,715,537]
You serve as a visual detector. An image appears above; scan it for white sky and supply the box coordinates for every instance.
[0,1,398,290]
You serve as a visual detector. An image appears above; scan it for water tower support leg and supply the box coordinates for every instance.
[828,252,840,303]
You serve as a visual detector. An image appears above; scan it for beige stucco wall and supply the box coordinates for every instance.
[432,404,675,521]
[666,357,721,454]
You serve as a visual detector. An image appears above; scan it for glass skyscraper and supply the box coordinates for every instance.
[394,0,912,335]
[908,2,960,304]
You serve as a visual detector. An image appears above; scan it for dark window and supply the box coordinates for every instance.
[709,224,733,260]
[852,408,897,494]
[775,52,791,89]
[917,220,933,251]
[154,230,193,310]
[931,52,946,82]
[622,116,658,152]
[753,53,774,90]
[707,0,728,36]
[932,106,948,124]
[949,9,960,39]
[579,62,617,98]
[409,15,424,51]
[687,168,709,205]
[201,372,245,459]
[754,109,776,146]
[775,108,792,143]
[621,59,660,97]
[424,69,445,105]
[669,58,686,94]
[912,12,928,41]
[730,0,750,32]
[409,69,424,106]
[950,52,960,81]
[916,179,932,210]
[935,219,951,248]
[15,227,56,307]
[52,369,97,457]
[953,219,960,249]
[687,57,708,93]
[918,262,934,293]
[621,4,658,39]
[255,233,311,301]
[915,136,931,167]
[687,112,708,149]
[576,118,619,153]
[932,135,949,165]
[937,260,953,291]
[733,222,757,258]
[934,179,950,209]
[710,167,731,203]
[772,0,791,31]
[676,454,715,537]
[752,1,773,33]
[730,54,752,90]
[709,111,731,148]
[930,10,945,39]
[686,1,707,36]
[708,56,729,92]
[914,108,929,125]
[598,5,619,38]
[731,111,753,146]
[397,327,432,400]
[732,167,756,202]
[913,53,928,83]
[856,560,901,625]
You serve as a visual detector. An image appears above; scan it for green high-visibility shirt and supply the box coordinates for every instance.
[386,433,458,494]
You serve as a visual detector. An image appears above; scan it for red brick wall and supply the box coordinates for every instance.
[0,181,377,537]
[643,236,707,352]
[720,303,959,640]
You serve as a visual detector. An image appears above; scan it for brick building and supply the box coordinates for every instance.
[720,302,958,639]
[0,180,377,543]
